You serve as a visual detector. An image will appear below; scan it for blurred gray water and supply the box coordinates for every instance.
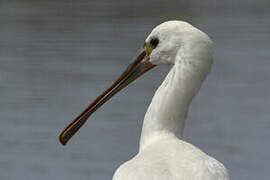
[1,1,270,180]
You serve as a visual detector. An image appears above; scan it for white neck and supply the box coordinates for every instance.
[139,59,204,152]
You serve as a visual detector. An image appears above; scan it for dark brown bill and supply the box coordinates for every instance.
[59,48,156,145]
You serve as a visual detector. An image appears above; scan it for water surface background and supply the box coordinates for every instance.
[0,0,270,179]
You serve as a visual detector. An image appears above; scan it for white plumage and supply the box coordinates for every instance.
[113,21,230,180]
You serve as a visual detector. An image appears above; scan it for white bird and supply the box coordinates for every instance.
[59,20,230,180]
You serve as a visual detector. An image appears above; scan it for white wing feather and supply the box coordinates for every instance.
[113,139,229,180]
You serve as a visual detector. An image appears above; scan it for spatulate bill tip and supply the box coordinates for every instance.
[59,134,68,146]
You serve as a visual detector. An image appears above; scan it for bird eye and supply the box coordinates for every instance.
[150,37,159,49]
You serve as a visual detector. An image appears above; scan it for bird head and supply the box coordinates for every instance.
[59,20,213,145]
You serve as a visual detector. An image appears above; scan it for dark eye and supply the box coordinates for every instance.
[150,37,159,48]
